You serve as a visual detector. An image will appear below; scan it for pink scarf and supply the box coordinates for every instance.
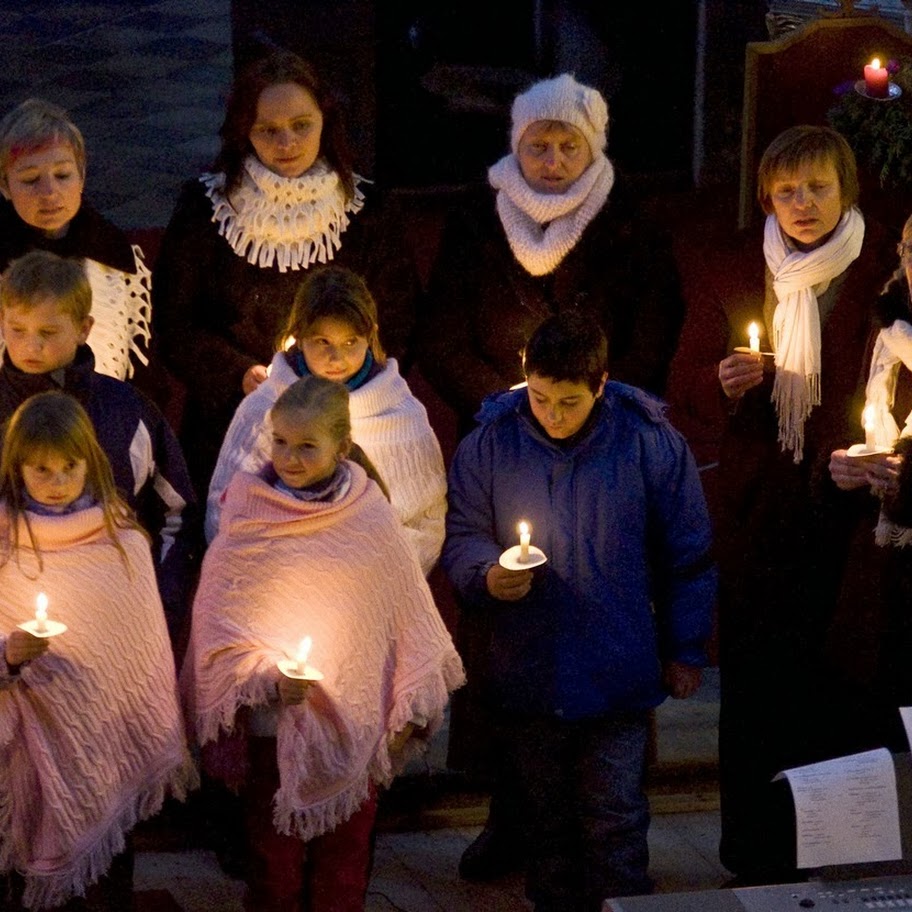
[183,465,463,841]
[0,507,194,910]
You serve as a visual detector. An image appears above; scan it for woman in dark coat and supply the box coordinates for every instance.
[418,73,683,432]
[705,126,896,883]
[153,51,418,494]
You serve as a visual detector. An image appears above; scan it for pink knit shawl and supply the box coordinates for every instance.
[182,465,464,841]
[0,507,194,910]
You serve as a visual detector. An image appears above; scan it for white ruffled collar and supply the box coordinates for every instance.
[202,156,365,273]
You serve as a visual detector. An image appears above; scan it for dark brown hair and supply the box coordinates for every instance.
[214,50,354,198]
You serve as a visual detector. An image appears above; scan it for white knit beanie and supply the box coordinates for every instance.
[510,73,609,156]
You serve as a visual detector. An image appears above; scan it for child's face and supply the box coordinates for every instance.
[1,298,93,374]
[299,317,370,384]
[526,372,605,439]
[2,142,84,238]
[271,407,344,490]
[21,448,88,512]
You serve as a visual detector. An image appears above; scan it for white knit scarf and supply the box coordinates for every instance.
[488,152,615,277]
[764,208,865,463]
[863,319,912,547]
[202,156,365,273]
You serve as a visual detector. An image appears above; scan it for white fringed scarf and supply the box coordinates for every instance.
[202,156,365,273]
[488,152,614,277]
[83,246,151,380]
[863,318,912,547]
[764,208,865,463]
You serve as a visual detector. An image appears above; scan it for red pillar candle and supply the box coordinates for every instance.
[864,58,889,98]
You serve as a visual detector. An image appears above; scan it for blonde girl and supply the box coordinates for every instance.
[184,375,463,912]
[206,266,446,574]
[0,392,193,910]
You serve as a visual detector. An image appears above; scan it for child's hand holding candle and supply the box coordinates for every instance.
[5,628,49,668]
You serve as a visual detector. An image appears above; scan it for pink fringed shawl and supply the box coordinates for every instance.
[0,507,194,910]
[182,465,464,842]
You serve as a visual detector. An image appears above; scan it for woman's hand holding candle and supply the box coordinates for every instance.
[718,352,763,400]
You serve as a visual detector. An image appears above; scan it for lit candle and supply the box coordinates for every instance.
[35,592,48,634]
[518,522,531,563]
[748,322,760,354]
[864,57,889,98]
[863,405,877,450]
[295,636,312,676]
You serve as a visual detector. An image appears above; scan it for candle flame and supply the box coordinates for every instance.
[863,405,876,431]
[296,636,312,666]
[518,521,529,537]
[748,322,759,340]
[35,592,48,621]
[871,57,882,70]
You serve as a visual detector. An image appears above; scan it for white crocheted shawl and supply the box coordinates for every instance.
[183,465,464,842]
[0,506,194,910]
[201,156,365,273]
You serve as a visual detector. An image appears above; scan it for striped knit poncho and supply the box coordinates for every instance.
[0,506,194,910]
[183,464,464,842]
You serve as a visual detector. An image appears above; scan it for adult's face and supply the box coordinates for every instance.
[769,157,843,251]
[2,142,84,238]
[248,82,323,179]
[517,120,593,194]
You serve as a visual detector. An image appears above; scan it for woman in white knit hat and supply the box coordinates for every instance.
[420,73,684,886]
[418,72,683,433]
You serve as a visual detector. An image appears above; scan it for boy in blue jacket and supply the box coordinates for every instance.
[0,250,197,643]
[443,311,715,911]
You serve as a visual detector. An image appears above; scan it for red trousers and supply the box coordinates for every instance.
[243,737,377,912]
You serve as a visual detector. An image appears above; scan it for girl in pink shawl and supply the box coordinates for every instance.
[183,375,464,912]
[0,392,193,910]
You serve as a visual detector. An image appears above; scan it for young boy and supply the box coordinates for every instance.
[0,250,196,642]
[443,311,715,911]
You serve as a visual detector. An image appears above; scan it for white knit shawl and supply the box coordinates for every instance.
[487,152,615,276]
[0,507,194,910]
[764,208,865,463]
[201,156,365,273]
[183,465,464,842]
[205,353,447,573]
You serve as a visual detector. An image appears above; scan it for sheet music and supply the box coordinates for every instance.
[776,748,901,869]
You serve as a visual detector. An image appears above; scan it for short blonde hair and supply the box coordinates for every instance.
[0,250,92,324]
[757,125,858,216]
[0,98,86,182]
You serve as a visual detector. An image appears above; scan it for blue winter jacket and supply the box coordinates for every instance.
[443,382,715,720]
